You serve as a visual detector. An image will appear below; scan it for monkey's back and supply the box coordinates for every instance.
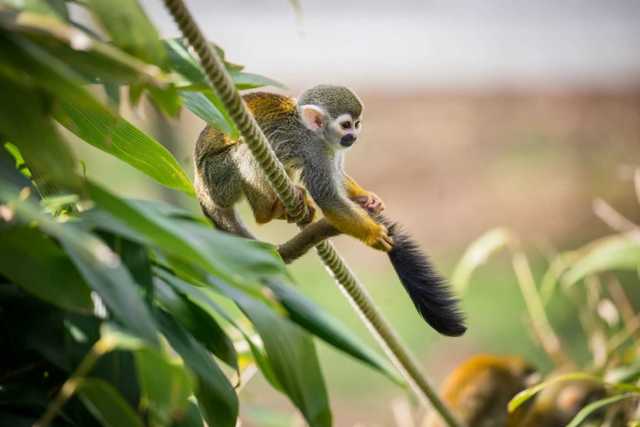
[195,92,302,162]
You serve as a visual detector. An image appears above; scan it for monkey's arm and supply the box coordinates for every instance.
[343,174,385,213]
[302,166,392,251]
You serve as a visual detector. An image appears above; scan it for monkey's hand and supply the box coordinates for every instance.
[352,192,385,214]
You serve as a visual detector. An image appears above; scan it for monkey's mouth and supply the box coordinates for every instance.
[340,135,356,147]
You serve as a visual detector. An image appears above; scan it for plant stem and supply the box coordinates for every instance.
[34,338,111,427]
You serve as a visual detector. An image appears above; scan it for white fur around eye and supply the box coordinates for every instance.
[300,105,326,131]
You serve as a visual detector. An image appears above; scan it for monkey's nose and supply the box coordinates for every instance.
[340,134,356,147]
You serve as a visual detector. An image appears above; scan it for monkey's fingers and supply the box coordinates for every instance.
[364,194,385,214]
[372,232,394,252]
[354,193,385,214]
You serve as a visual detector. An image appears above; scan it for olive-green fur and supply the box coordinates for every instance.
[298,85,362,119]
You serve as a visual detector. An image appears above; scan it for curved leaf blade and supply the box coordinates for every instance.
[566,393,639,427]
[0,184,159,345]
[77,378,144,427]
[55,101,194,195]
[564,234,640,286]
[264,279,404,386]
[230,283,332,427]
[155,309,239,427]
[154,278,238,369]
[85,0,165,66]
[0,226,93,312]
[451,227,516,293]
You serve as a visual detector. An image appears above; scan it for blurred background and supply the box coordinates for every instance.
[68,1,640,425]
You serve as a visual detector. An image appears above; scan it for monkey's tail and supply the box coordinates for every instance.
[203,205,256,239]
[376,215,467,337]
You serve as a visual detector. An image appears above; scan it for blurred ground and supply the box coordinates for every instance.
[71,88,640,426]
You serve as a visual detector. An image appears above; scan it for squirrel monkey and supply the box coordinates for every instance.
[194,85,390,250]
[194,85,465,336]
[424,354,539,427]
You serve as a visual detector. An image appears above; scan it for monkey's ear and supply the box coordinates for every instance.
[299,105,326,131]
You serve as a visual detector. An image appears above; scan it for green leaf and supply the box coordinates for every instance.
[154,278,238,369]
[563,234,640,285]
[135,348,195,426]
[64,241,160,346]
[0,184,159,345]
[164,38,206,86]
[98,324,197,425]
[0,8,171,86]
[85,182,288,298]
[264,279,404,386]
[0,226,93,312]
[85,0,165,66]
[230,71,285,90]
[566,393,639,427]
[180,91,236,137]
[154,268,282,390]
[155,309,239,427]
[171,400,204,427]
[111,236,154,298]
[77,378,144,427]
[237,292,332,427]
[164,37,283,91]
[451,227,516,294]
[55,101,194,195]
[508,373,604,413]
[0,76,79,193]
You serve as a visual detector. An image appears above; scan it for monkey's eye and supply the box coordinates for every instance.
[340,121,352,130]
[354,120,361,129]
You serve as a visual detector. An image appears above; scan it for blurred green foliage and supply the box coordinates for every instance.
[0,2,399,427]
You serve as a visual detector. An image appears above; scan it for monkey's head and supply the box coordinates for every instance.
[297,85,363,150]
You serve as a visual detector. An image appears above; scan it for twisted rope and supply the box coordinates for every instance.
[162,1,461,426]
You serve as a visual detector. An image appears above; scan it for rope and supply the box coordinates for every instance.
[161,1,462,426]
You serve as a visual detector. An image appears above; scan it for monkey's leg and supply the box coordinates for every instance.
[195,147,255,239]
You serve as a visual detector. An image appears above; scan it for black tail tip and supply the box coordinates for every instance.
[382,217,467,337]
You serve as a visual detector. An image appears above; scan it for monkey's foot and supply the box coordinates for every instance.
[290,185,316,225]
[353,192,385,214]
[370,224,394,252]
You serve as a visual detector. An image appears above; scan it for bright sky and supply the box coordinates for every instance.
[146,0,640,91]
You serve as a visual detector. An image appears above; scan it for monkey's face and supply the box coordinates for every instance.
[330,113,362,149]
[299,105,362,151]
[297,85,364,151]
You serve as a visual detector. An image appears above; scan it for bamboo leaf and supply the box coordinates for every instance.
[563,234,640,286]
[77,378,144,427]
[237,291,332,427]
[55,101,194,195]
[452,227,517,293]
[566,393,639,427]
[85,182,287,298]
[155,309,239,427]
[0,184,159,345]
[264,279,404,386]
[508,373,604,413]
[85,0,165,67]
[180,91,236,137]
[0,226,93,313]
[154,278,238,369]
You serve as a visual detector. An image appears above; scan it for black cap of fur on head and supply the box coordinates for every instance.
[377,215,466,336]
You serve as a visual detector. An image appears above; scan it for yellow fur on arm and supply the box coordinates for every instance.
[343,174,371,199]
[323,204,381,245]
